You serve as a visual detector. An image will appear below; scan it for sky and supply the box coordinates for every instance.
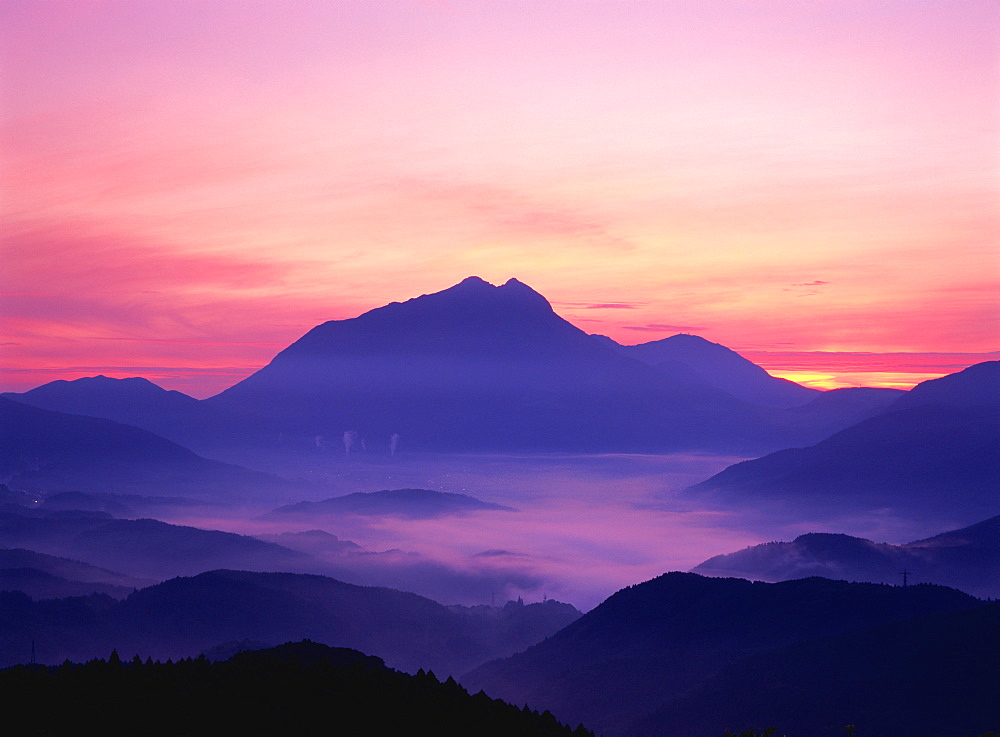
[2,0,998,397]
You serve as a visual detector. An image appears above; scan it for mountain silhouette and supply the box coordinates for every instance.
[462,572,981,736]
[0,396,302,500]
[204,277,782,453]
[597,333,820,408]
[0,639,593,736]
[6,280,916,456]
[0,507,314,580]
[0,546,155,600]
[267,488,516,519]
[0,547,153,590]
[688,361,1000,520]
[3,375,277,460]
[1,568,580,678]
[692,515,1000,598]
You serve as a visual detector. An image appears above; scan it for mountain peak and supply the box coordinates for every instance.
[455,275,492,288]
[406,276,553,315]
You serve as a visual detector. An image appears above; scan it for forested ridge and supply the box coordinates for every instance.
[1,640,592,736]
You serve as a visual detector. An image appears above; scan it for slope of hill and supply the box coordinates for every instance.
[0,547,154,599]
[630,602,1000,737]
[599,333,820,408]
[3,375,276,459]
[0,640,593,737]
[462,572,981,736]
[692,515,1000,598]
[0,508,313,580]
[267,488,516,519]
[205,277,783,454]
[0,397,302,500]
[0,569,581,677]
[688,362,1000,521]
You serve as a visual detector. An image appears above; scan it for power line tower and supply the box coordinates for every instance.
[899,569,910,587]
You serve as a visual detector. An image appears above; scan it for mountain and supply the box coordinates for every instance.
[687,361,1000,521]
[0,567,138,601]
[770,384,905,438]
[0,569,581,678]
[267,488,516,519]
[461,572,980,737]
[692,515,1000,598]
[890,358,1000,411]
[255,530,362,554]
[0,396,302,501]
[0,547,154,600]
[0,507,314,580]
[3,375,278,460]
[631,602,1000,737]
[598,333,820,408]
[205,277,786,454]
[0,640,593,737]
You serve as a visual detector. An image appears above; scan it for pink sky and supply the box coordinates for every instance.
[2,1,997,397]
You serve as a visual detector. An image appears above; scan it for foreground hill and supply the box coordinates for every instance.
[0,640,592,737]
[0,397,301,501]
[462,573,982,737]
[632,601,1000,737]
[692,515,1000,598]
[688,361,1000,521]
[0,569,581,676]
[205,277,788,454]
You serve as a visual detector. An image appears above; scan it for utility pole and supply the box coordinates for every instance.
[899,569,910,587]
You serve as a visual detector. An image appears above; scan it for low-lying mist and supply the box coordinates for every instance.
[154,452,953,611]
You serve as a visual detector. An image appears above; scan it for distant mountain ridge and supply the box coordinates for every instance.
[692,514,1000,598]
[267,488,516,519]
[0,396,301,501]
[1,568,581,678]
[9,278,963,458]
[596,333,820,408]
[2,375,277,459]
[688,361,1000,521]
[0,506,314,580]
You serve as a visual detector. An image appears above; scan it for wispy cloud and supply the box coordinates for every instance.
[622,323,705,333]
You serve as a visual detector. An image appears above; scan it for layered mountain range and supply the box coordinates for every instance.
[689,361,1000,521]
[5,277,913,461]
[2,276,996,734]
[692,515,1000,599]
[463,573,996,737]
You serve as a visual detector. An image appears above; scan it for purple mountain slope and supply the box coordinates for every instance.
[0,396,301,500]
[597,333,820,408]
[692,515,1000,598]
[3,375,275,459]
[205,277,782,453]
[267,488,516,519]
[0,506,314,580]
[1,568,581,677]
[462,572,981,737]
[688,361,1000,521]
